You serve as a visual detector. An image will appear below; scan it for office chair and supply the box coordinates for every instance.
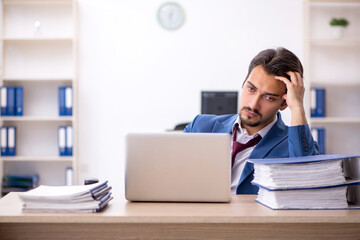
[173,122,190,131]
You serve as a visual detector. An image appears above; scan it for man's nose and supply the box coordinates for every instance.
[249,95,261,110]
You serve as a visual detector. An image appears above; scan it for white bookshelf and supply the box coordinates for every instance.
[304,0,360,155]
[0,116,74,122]
[2,156,74,162]
[3,38,73,41]
[309,38,360,46]
[310,117,360,123]
[0,0,78,194]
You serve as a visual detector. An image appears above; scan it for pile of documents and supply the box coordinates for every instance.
[250,154,360,210]
[18,180,113,213]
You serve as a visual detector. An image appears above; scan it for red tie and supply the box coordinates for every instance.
[231,124,262,167]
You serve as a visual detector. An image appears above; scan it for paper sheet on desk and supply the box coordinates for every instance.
[18,181,113,213]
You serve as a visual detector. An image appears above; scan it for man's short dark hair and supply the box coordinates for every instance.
[246,47,303,80]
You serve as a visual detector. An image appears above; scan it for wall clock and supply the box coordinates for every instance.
[157,2,185,30]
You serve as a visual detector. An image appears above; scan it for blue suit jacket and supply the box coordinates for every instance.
[184,112,319,194]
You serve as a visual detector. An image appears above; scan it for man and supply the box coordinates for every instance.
[184,47,319,194]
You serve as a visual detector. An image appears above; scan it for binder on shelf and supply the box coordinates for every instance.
[311,127,326,154]
[58,126,66,156]
[7,126,16,156]
[15,87,23,116]
[3,174,39,188]
[7,87,16,116]
[311,88,325,117]
[2,174,39,196]
[0,127,8,156]
[0,87,7,116]
[65,86,73,116]
[66,126,73,156]
[59,87,66,116]
[65,167,73,186]
[59,86,72,116]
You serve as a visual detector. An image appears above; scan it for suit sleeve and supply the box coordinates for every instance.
[184,115,200,133]
[184,115,222,133]
[288,124,320,157]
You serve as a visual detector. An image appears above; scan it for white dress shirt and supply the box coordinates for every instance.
[230,115,278,194]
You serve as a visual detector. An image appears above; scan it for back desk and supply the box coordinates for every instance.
[0,192,359,239]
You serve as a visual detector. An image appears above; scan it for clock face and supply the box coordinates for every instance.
[157,2,185,30]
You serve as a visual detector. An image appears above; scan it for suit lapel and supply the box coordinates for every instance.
[211,115,238,133]
[237,112,288,191]
[250,112,287,159]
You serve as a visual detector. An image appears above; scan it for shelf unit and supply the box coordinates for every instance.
[0,0,78,193]
[304,0,360,155]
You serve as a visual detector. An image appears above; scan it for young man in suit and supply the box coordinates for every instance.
[184,47,319,194]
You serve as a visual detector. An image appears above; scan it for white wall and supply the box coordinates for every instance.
[77,0,304,194]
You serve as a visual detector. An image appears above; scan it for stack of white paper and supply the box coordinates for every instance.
[256,186,349,209]
[250,154,360,210]
[253,160,346,190]
[18,181,113,213]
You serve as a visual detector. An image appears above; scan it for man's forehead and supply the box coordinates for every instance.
[245,66,286,95]
[245,80,282,97]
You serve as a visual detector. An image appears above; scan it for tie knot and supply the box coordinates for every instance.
[231,129,262,167]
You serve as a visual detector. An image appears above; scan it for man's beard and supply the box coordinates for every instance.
[239,107,262,127]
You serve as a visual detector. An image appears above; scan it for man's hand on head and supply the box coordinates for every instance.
[275,71,307,126]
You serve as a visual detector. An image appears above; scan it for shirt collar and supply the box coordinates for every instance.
[232,114,278,138]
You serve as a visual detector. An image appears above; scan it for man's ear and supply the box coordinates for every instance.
[280,100,287,111]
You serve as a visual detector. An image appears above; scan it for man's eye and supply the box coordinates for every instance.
[265,96,275,102]
[247,86,255,92]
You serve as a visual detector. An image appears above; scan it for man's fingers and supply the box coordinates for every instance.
[275,76,290,86]
[295,72,304,87]
[287,71,298,85]
[295,72,302,81]
[286,71,303,86]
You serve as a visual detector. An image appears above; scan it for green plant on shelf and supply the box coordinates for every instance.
[329,18,349,27]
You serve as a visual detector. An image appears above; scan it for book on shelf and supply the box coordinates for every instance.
[311,127,326,154]
[66,126,73,156]
[7,126,16,156]
[249,154,360,210]
[0,87,7,116]
[15,87,23,116]
[2,174,39,196]
[0,126,17,156]
[18,180,113,213]
[65,86,73,116]
[58,125,73,156]
[59,86,73,116]
[65,167,73,186]
[58,126,66,156]
[7,87,15,116]
[0,86,24,116]
[310,88,325,117]
[0,127,7,156]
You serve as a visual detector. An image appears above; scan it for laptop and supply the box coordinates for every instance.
[125,132,231,202]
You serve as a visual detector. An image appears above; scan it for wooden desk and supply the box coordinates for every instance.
[0,193,360,240]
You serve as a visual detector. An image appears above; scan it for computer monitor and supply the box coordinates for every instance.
[201,91,238,115]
